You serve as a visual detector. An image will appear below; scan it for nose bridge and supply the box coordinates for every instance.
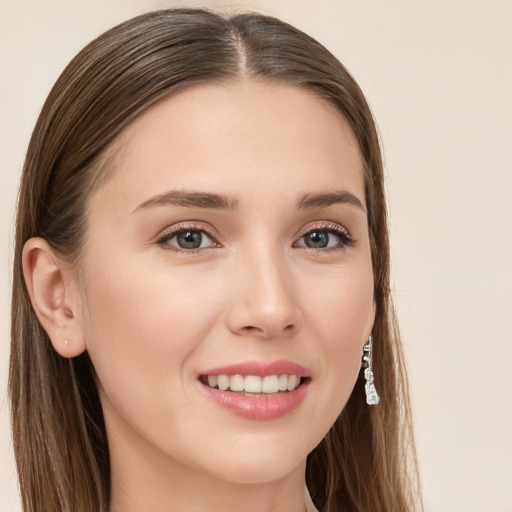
[227,240,301,338]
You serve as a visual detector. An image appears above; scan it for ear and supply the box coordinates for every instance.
[22,237,86,358]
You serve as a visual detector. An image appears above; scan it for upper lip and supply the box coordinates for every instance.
[200,359,311,378]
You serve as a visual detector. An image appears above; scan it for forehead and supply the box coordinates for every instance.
[92,81,365,213]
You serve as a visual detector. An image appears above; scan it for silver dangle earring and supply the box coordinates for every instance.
[362,335,380,405]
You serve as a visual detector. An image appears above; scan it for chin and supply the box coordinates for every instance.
[193,432,314,485]
[209,456,305,485]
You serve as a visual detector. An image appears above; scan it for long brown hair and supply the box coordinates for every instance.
[10,8,421,511]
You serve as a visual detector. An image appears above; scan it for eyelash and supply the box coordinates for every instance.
[156,223,218,255]
[156,221,354,255]
[295,221,355,253]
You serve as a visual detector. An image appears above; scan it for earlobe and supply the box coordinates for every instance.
[22,237,86,358]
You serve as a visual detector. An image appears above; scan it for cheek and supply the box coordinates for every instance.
[83,253,216,343]
[302,262,373,416]
[80,256,222,413]
[304,259,374,345]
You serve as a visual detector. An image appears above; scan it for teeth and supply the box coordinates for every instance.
[205,374,302,393]
[287,375,298,391]
[262,375,279,393]
[230,374,244,392]
[244,375,262,393]
[217,375,230,391]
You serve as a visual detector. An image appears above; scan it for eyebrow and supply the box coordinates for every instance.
[132,189,365,213]
[132,191,239,213]
[296,191,365,212]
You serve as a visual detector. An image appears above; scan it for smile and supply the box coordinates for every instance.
[201,374,303,394]
[198,360,311,420]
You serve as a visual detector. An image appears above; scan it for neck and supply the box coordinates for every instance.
[109,452,307,512]
[106,413,308,512]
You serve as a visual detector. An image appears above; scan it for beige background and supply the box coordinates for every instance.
[1,1,511,510]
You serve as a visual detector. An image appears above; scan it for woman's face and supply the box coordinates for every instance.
[79,81,374,485]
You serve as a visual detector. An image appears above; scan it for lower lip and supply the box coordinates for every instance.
[199,380,310,420]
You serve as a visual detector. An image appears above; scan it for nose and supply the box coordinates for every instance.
[225,249,302,339]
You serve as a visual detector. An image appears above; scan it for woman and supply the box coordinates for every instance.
[10,8,421,512]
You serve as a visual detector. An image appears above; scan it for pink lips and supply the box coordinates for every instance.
[201,359,310,378]
[198,359,311,420]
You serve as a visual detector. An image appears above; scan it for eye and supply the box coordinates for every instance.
[157,224,219,252]
[295,222,354,251]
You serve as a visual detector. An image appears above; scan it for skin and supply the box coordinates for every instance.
[23,81,375,512]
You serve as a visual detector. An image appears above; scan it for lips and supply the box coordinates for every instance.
[198,360,311,420]
[201,360,310,378]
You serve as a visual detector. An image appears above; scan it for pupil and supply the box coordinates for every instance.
[177,230,202,249]
[306,231,328,248]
